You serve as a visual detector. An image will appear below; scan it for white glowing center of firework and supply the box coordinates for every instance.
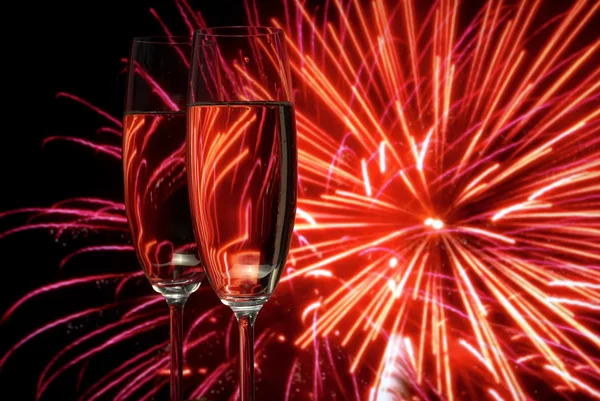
[424,218,444,230]
[389,257,398,268]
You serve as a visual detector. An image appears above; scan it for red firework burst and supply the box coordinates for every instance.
[278,0,600,400]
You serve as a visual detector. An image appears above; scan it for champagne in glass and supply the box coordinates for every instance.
[123,37,203,401]
[187,27,297,401]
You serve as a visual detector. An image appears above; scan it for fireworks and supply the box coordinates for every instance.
[282,0,600,399]
[2,0,600,400]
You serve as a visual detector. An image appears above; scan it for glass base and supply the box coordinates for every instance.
[221,296,268,310]
[152,281,201,302]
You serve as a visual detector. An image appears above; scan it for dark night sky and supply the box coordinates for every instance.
[1,0,164,302]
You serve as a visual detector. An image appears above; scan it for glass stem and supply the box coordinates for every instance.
[233,306,261,401]
[165,295,188,401]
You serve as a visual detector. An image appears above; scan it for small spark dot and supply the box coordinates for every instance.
[425,217,444,230]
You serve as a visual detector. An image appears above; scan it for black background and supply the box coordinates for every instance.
[1,0,169,318]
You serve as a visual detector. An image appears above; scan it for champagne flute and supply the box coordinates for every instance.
[123,36,203,401]
[186,27,297,400]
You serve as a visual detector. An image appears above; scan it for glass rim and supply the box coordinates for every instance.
[132,36,191,45]
[193,26,283,38]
